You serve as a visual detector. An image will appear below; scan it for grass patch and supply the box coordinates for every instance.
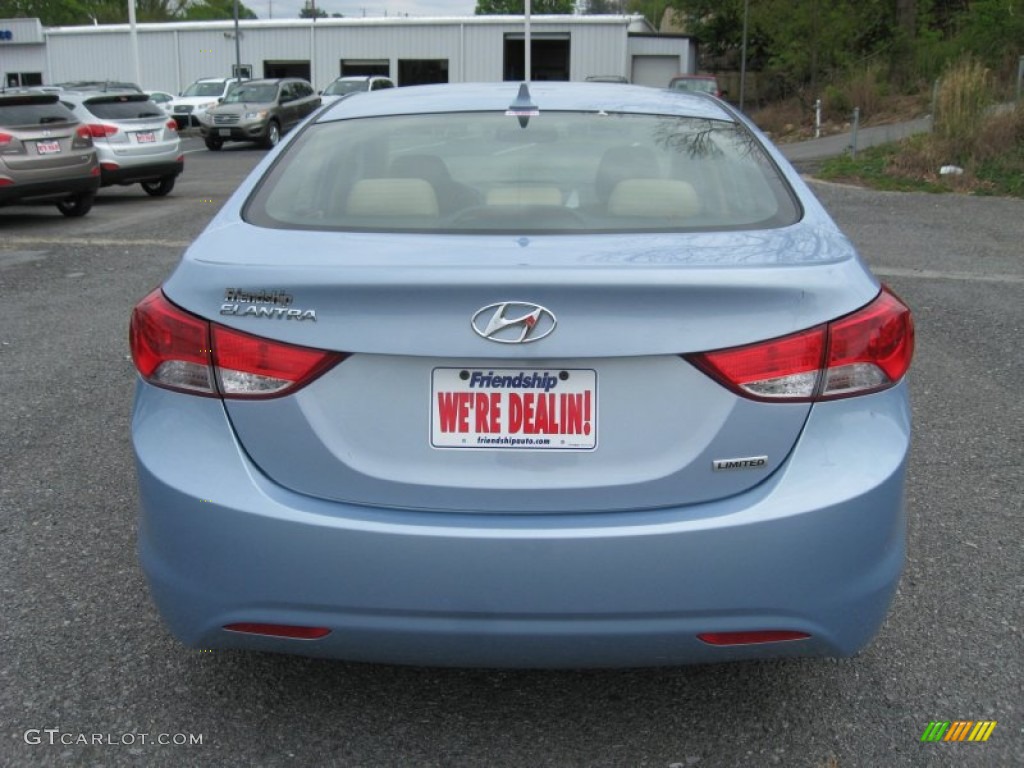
[816,102,1024,198]
[817,142,947,193]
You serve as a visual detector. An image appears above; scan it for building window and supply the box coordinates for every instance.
[340,60,389,77]
[5,72,43,87]
[503,35,570,82]
[263,61,310,80]
[398,59,449,86]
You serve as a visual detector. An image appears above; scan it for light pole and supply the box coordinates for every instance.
[234,0,242,79]
[525,0,532,82]
[128,0,141,87]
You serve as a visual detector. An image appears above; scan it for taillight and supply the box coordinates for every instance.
[166,119,177,132]
[689,287,913,402]
[130,290,215,396]
[87,123,119,138]
[129,289,345,399]
[0,131,22,154]
[72,124,93,148]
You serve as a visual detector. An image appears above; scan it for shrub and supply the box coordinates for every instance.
[934,56,994,160]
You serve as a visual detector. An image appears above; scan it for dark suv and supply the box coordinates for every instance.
[0,90,100,217]
[200,78,320,150]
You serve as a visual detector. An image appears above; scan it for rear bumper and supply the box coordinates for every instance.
[100,158,182,187]
[0,174,99,206]
[133,381,910,668]
[200,122,269,142]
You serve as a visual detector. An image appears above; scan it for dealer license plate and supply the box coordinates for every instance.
[36,140,61,154]
[135,131,155,143]
[218,128,231,137]
[431,367,597,450]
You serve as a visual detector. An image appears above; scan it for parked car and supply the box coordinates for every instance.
[0,89,100,217]
[130,82,914,668]
[60,90,182,197]
[668,73,725,98]
[319,75,395,105]
[169,77,242,128]
[146,90,175,114]
[199,78,320,150]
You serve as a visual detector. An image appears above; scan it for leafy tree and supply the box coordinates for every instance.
[183,0,257,21]
[475,0,575,14]
[582,0,628,12]
[299,1,327,17]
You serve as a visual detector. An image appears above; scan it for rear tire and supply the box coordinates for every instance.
[141,176,176,197]
[262,120,280,149]
[205,137,223,151]
[56,191,95,218]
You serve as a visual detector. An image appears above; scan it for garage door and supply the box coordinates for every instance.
[631,56,680,88]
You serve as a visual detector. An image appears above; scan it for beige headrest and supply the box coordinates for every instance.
[608,179,700,218]
[346,178,440,217]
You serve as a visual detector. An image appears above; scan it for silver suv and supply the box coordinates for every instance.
[0,90,100,217]
[60,91,183,197]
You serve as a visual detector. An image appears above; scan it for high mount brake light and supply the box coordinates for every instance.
[129,289,345,399]
[689,287,914,402]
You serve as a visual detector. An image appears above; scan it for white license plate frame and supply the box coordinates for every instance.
[431,367,597,450]
[36,140,61,155]
[135,131,156,143]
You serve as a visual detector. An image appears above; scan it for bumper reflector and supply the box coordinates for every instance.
[697,630,810,646]
[223,623,331,639]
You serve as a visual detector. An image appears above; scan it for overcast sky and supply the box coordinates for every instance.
[247,0,481,19]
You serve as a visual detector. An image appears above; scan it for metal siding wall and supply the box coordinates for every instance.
[46,32,137,85]
[463,23,628,83]
[1,18,45,43]
[463,25,509,82]
[39,20,647,91]
[0,46,47,77]
[571,25,627,81]
[175,29,242,89]
[311,24,462,88]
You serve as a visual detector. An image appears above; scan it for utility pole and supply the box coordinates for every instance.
[128,0,141,87]
[739,0,749,110]
[234,0,242,78]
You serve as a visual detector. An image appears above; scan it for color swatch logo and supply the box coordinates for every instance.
[920,721,997,742]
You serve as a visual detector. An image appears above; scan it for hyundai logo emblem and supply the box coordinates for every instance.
[471,302,557,344]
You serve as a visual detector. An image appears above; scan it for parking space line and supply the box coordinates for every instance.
[3,236,191,248]
[873,266,1024,284]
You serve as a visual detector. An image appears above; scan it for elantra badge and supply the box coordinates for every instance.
[472,302,556,344]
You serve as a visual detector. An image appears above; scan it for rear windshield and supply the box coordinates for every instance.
[0,100,77,126]
[246,111,799,234]
[324,81,367,96]
[223,85,278,104]
[181,82,227,98]
[82,97,164,120]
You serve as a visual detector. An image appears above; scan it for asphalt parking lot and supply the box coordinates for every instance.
[1,134,1021,768]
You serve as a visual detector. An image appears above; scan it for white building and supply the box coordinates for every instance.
[0,15,694,94]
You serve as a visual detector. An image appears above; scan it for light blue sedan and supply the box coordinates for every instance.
[129,82,914,667]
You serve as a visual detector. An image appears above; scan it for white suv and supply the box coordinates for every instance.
[169,77,242,128]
